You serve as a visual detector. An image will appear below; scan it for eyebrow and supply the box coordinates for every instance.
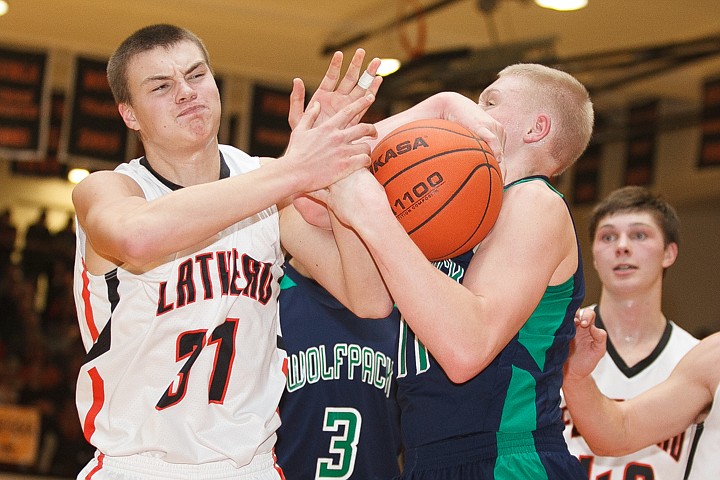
[598,221,654,230]
[141,61,206,85]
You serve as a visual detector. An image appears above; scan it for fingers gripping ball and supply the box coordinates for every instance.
[370,118,503,261]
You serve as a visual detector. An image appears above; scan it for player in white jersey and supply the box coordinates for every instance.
[562,305,698,478]
[564,310,720,480]
[560,186,699,479]
[71,24,387,479]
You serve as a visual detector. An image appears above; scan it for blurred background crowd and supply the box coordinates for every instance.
[0,207,94,478]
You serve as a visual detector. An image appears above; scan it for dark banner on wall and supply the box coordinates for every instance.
[700,77,720,167]
[0,45,50,159]
[11,91,68,178]
[624,100,658,186]
[249,84,292,158]
[61,56,128,167]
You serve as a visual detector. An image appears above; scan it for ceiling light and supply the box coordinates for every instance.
[534,0,587,11]
[0,1,9,16]
[377,58,401,77]
[68,168,90,184]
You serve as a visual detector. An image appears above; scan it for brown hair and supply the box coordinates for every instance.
[588,185,681,247]
[107,24,211,105]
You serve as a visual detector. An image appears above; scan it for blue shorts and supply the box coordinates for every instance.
[397,426,585,480]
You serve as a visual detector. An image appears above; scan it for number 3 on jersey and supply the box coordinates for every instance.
[316,407,361,480]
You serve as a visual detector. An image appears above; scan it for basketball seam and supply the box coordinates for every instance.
[381,148,492,188]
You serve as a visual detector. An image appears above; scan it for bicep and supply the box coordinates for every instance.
[464,191,570,330]
[621,370,708,449]
[73,171,146,261]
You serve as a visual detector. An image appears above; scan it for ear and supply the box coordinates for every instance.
[524,113,551,144]
[662,242,678,269]
[118,103,139,130]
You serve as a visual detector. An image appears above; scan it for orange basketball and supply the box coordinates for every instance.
[370,118,503,261]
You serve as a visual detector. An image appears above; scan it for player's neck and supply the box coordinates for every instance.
[597,293,668,357]
[143,142,222,187]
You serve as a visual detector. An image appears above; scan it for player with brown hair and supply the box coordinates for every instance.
[561,185,699,479]
[564,309,719,480]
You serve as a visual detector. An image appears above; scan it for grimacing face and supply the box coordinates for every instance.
[118,40,222,152]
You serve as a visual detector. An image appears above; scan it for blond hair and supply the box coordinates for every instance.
[498,64,594,173]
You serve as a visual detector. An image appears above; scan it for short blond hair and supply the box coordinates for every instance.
[498,64,594,172]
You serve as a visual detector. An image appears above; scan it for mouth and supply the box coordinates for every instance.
[178,104,205,117]
[613,264,637,272]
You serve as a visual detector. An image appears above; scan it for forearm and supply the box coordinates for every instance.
[84,160,300,267]
[328,212,394,318]
[371,91,504,158]
[371,92,469,148]
[280,204,393,318]
[562,373,635,456]
[353,210,502,382]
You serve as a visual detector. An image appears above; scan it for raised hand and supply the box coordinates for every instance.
[283,92,378,194]
[289,49,383,130]
[565,308,608,380]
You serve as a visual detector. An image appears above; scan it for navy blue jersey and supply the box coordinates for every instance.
[396,177,585,474]
[275,263,402,480]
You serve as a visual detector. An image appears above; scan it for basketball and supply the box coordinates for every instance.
[370,118,503,261]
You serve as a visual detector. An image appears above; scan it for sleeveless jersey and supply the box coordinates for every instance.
[275,263,401,479]
[397,176,584,457]
[561,306,699,480]
[73,145,287,466]
[685,382,720,480]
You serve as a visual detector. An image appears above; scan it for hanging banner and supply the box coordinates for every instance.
[11,91,68,177]
[249,84,292,158]
[61,56,129,168]
[0,45,50,160]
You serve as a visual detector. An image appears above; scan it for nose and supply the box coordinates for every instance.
[175,79,197,103]
[615,234,630,254]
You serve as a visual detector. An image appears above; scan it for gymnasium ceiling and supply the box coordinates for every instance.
[1,0,720,123]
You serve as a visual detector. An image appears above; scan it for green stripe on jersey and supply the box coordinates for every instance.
[493,431,549,480]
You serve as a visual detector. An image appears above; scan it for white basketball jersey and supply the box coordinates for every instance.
[73,145,286,466]
[562,311,699,480]
[686,382,720,480]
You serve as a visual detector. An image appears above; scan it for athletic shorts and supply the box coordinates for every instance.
[77,451,285,480]
[397,426,585,480]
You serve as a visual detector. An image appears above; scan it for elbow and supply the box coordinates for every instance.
[347,300,395,320]
[117,227,158,267]
[439,349,493,384]
[586,441,633,458]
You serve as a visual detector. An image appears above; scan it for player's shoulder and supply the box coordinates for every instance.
[502,178,570,232]
[674,332,720,395]
[505,177,563,204]
[73,168,143,205]
[668,321,701,347]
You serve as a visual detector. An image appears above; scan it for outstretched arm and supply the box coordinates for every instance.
[76,93,376,272]
[563,311,714,456]
[281,51,393,318]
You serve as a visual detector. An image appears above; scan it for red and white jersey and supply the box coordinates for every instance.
[73,145,286,466]
[686,382,720,480]
[562,308,699,480]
